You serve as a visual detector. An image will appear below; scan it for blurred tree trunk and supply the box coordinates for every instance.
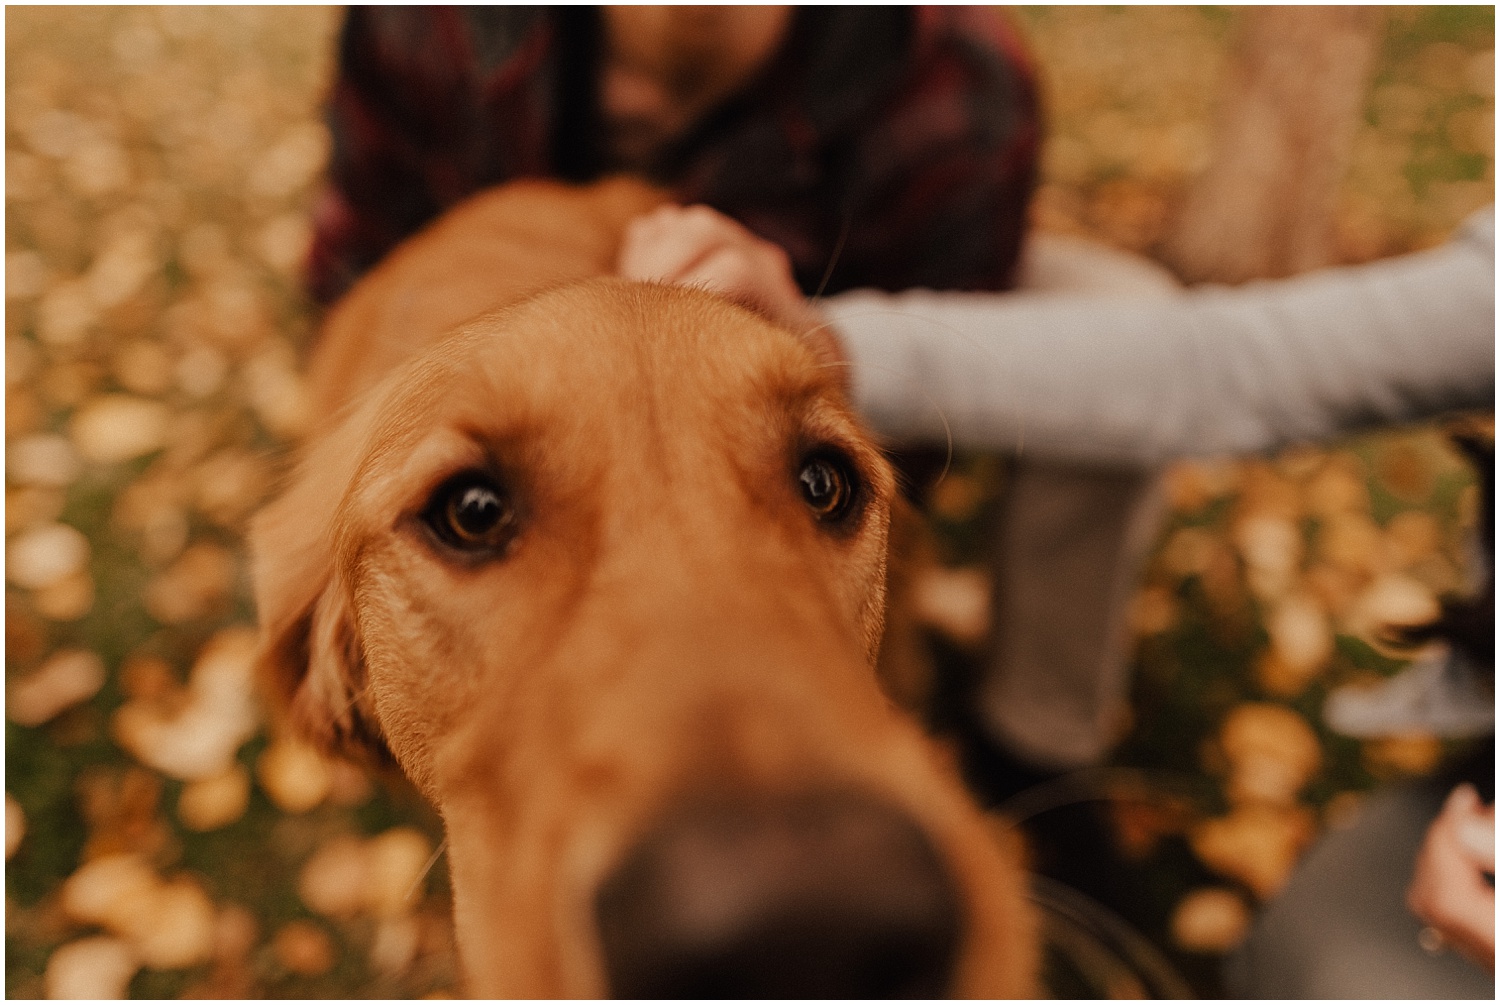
[1161,6,1385,283]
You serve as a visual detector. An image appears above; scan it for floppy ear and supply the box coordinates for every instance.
[250,401,394,767]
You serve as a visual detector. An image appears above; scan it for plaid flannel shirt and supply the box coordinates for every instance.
[308,6,1040,305]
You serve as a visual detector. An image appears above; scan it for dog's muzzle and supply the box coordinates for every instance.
[595,785,963,998]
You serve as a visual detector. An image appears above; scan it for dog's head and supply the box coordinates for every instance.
[252,278,1034,996]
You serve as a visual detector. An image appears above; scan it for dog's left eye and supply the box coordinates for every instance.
[798,452,859,524]
[424,473,519,553]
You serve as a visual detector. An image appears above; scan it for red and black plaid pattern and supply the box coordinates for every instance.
[307,6,1040,305]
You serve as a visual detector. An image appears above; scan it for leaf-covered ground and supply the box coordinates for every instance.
[6,6,1493,998]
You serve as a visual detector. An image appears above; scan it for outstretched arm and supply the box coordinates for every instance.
[826,209,1493,466]
[620,204,1494,467]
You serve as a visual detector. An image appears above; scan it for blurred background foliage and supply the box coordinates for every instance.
[5,6,1493,998]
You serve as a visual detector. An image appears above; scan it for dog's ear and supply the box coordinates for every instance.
[250,402,393,767]
[873,495,934,714]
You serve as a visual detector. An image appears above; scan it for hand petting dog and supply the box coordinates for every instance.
[617,204,846,377]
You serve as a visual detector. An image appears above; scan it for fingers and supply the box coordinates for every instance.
[616,204,845,381]
[1408,785,1497,969]
[682,244,770,297]
[1445,784,1496,869]
[680,241,792,304]
[617,204,751,284]
[618,203,825,326]
[1458,814,1496,868]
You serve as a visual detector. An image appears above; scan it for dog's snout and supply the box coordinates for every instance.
[595,787,962,998]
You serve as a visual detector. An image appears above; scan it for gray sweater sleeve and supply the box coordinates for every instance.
[824,209,1494,468]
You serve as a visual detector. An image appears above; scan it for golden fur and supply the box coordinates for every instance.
[251,178,1036,997]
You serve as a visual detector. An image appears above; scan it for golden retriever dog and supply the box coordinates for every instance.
[250,178,1036,997]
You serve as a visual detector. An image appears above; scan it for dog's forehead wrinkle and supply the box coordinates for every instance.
[513,278,832,397]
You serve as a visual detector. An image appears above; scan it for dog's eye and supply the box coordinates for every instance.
[798,452,858,523]
[424,474,518,552]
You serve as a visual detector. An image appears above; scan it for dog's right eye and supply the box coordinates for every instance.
[797,450,861,526]
[423,473,519,553]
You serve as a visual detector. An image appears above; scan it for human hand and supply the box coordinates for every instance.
[1407,783,1495,970]
[616,204,846,375]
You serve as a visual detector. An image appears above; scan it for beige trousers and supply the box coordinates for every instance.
[981,460,1167,769]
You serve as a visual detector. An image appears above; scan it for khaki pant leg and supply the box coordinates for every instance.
[979,460,1166,770]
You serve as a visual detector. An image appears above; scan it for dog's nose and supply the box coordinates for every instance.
[595,787,962,998]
